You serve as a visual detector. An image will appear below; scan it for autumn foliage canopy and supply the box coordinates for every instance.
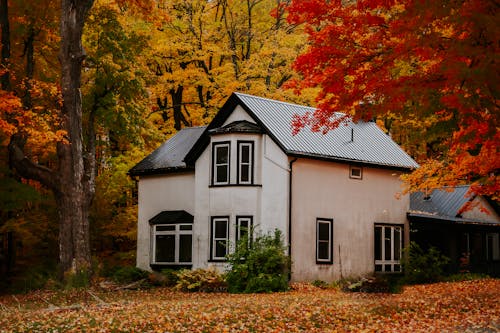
[287,0,499,198]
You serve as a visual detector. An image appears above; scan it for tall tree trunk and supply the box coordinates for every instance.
[9,0,95,281]
[1,0,11,90]
[22,26,35,109]
[58,0,94,275]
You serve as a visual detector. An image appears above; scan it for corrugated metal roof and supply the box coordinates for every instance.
[129,126,206,176]
[410,185,472,218]
[234,93,419,169]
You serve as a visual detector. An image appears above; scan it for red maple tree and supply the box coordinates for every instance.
[287,0,499,198]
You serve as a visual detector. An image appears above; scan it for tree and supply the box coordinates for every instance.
[287,0,499,198]
[8,0,95,279]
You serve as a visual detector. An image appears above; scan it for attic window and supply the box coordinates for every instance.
[349,166,363,179]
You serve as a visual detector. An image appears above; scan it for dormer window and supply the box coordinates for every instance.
[212,142,230,185]
[237,141,254,184]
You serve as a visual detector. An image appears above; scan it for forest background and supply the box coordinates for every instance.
[0,0,498,291]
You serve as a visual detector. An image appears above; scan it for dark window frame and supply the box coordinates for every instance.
[237,141,254,185]
[210,216,230,261]
[316,218,334,264]
[211,141,231,186]
[151,223,193,265]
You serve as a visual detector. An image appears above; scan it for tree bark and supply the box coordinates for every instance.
[57,0,94,275]
[1,0,11,90]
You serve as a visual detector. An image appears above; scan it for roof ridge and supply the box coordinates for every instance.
[234,92,317,111]
[234,92,350,118]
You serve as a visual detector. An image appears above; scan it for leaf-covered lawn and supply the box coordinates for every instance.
[0,279,498,332]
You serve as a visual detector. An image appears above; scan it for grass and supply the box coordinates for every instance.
[0,278,498,332]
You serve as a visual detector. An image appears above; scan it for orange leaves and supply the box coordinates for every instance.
[0,279,498,332]
[288,0,499,198]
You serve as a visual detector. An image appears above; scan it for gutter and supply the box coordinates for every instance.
[288,158,298,265]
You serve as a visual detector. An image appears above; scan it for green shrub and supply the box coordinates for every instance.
[148,269,180,287]
[311,280,329,289]
[174,268,226,292]
[402,242,450,284]
[225,229,291,293]
[111,266,149,284]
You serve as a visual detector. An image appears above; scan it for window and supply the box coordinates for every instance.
[374,224,402,272]
[349,166,363,179]
[486,233,500,261]
[152,224,192,264]
[212,142,230,185]
[237,141,254,184]
[236,216,253,244]
[211,217,229,260]
[316,218,333,264]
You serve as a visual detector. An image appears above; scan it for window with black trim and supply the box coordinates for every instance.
[212,142,230,185]
[237,141,254,184]
[211,217,229,260]
[316,218,333,264]
[374,224,402,272]
[486,233,500,261]
[236,216,253,244]
[152,224,192,264]
[349,166,363,179]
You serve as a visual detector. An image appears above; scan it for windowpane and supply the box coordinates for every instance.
[216,165,228,183]
[216,146,228,164]
[215,240,227,258]
[179,235,192,262]
[156,225,175,232]
[155,234,175,262]
[241,145,250,163]
[214,220,227,238]
[240,165,250,182]
[180,225,192,231]
[318,242,329,260]
[374,227,382,260]
[318,222,330,241]
[384,227,392,260]
[394,228,401,260]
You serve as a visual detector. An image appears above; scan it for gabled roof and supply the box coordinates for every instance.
[408,185,500,225]
[186,92,419,170]
[129,126,206,176]
[209,120,263,135]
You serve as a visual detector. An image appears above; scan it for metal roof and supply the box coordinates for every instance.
[409,185,500,225]
[128,126,206,176]
[233,93,419,169]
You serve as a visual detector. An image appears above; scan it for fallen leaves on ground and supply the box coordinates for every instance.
[0,279,498,332]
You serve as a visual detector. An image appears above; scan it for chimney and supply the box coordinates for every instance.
[351,128,354,142]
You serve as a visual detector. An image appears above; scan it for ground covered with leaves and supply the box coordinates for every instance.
[0,279,498,332]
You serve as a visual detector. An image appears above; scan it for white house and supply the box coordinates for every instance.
[129,92,419,281]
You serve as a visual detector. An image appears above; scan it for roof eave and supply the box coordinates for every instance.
[287,151,418,171]
[407,212,500,226]
[128,166,195,177]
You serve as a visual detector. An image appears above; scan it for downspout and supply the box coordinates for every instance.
[288,157,298,278]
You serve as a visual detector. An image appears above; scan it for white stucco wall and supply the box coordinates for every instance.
[290,159,410,282]
[136,173,195,270]
[192,130,289,271]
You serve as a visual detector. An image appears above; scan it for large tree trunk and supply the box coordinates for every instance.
[58,0,94,275]
[9,0,95,280]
